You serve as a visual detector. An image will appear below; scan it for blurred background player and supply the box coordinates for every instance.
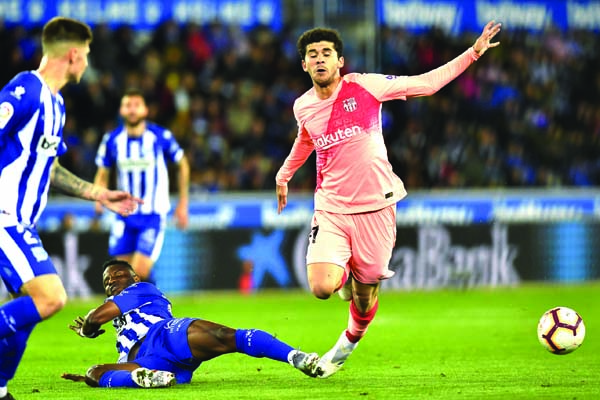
[276,21,501,377]
[94,88,190,282]
[0,17,141,400]
[62,259,321,388]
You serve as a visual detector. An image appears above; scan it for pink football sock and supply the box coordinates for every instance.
[346,298,379,343]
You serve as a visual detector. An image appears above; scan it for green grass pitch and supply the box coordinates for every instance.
[9,282,600,399]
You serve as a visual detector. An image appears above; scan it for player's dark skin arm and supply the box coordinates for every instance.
[70,263,126,336]
[62,301,123,386]
[63,301,128,386]
[66,301,119,339]
[71,262,137,337]
[82,301,121,336]
[72,265,139,337]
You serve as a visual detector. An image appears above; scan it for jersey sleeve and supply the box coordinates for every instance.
[162,129,184,163]
[0,73,40,139]
[95,132,114,168]
[352,73,410,102]
[109,283,165,314]
[403,47,479,98]
[357,47,479,101]
[275,123,314,186]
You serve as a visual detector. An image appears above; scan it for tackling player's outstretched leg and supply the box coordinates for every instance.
[62,259,321,388]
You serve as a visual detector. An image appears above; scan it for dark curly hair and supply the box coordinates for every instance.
[297,28,344,60]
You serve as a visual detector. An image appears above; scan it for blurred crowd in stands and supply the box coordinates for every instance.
[2,20,599,193]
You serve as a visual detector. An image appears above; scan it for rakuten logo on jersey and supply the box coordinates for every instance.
[314,125,362,149]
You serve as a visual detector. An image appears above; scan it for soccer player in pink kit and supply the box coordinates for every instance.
[276,21,501,378]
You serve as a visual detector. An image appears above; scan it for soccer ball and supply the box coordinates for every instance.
[537,307,585,355]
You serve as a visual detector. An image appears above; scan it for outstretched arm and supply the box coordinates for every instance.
[69,300,121,338]
[51,159,142,217]
[404,20,501,98]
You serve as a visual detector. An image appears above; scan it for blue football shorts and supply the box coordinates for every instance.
[134,318,202,384]
[109,214,165,261]
[0,224,57,293]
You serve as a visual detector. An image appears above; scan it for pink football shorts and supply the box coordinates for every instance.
[306,205,397,284]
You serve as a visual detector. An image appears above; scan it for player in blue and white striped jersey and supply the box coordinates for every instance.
[94,88,190,282]
[0,17,142,400]
[62,259,322,388]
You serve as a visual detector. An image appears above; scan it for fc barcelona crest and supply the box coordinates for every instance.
[343,97,357,112]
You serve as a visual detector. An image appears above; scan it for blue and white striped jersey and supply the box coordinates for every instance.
[95,123,183,216]
[107,282,173,363]
[0,71,67,227]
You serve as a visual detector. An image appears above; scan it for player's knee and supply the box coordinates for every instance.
[213,326,237,351]
[41,295,67,318]
[307,265,343,299]
[85,365,102,387]
[309,282,334,299]
[23,274,68,318]
[33,291,67,319]
[312,289,332,300]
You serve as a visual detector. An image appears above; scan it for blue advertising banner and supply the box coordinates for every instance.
[0,0,283,30]
[3,0,599,32]
[39,190,600,232]
[37,221,600,295]
[380,0,600,32]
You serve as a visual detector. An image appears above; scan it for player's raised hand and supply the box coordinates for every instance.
[97,189,143,217]
[69,316,106,338]
[473,20,502,56]
[277,184,288,214]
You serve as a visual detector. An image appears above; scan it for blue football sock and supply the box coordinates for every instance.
[98,370,138,388]
[0,296,42,340]
[0,322,35,386]
[235,329,294,363]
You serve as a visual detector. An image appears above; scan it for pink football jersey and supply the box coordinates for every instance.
[277,48,479,214]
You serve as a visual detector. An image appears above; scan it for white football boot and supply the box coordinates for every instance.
[316,330,358,378]
[131,367,176,388]
[289,350,321,377]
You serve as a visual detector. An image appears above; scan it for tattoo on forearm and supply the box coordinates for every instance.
[51,164,97,200]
